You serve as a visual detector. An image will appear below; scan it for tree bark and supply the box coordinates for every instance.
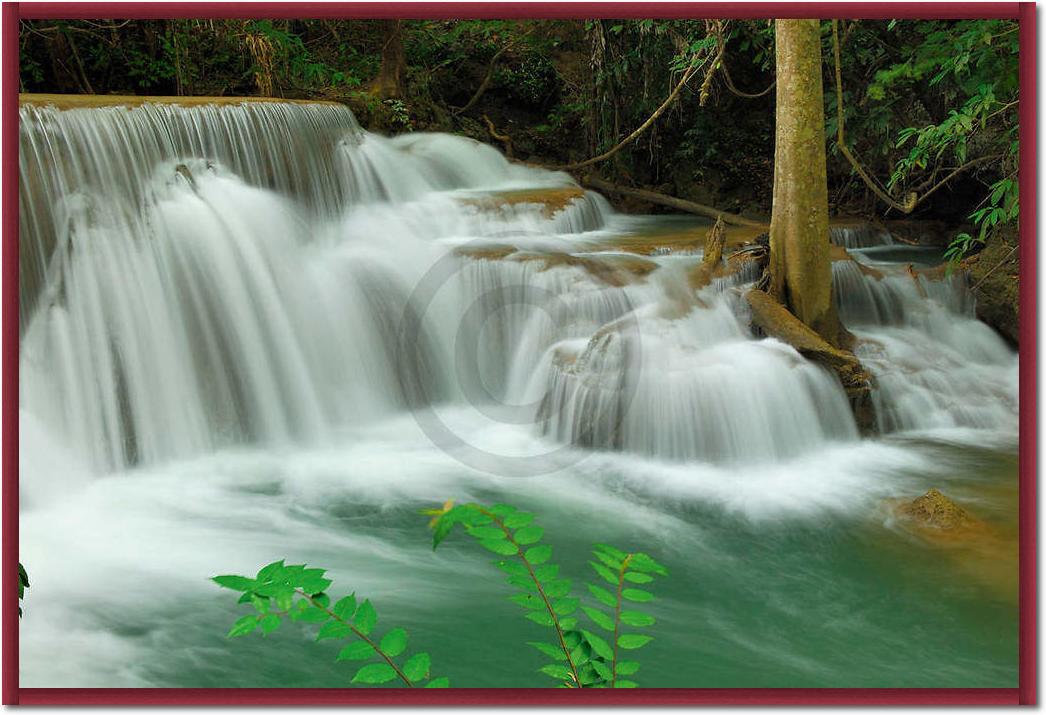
[768,20,841,346]
[371,20,406,99]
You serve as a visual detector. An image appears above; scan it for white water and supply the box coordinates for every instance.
[18,101,1019,687]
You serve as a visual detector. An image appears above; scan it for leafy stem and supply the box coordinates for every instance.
[298,590,414,687]
[610,553,632,687]
[478,506,583,688]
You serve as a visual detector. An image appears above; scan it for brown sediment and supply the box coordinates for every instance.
[19,93,342,110]
[454,244,519,262]
[459,187,586,219]
[889,488,1017,601]
[454,243,658,288]
[513,251,658,287]
[602,223,767,257]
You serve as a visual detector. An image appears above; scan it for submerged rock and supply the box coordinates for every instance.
[899,488,976,530]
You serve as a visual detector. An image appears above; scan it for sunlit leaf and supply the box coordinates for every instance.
[352,662,398,684]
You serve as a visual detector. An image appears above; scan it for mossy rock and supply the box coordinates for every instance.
[899,489,976,530]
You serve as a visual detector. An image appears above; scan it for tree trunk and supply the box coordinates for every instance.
[768,20,841,346]
[371,20,406,99]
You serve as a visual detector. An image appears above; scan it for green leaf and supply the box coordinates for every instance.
[432,517,454,550]
[593,543,628,561]
[591,659,613,681]
[352,662,398,684]
[495,560,528,577]
[227,615,258,637]
[569,642,590,666]
[250,594,270,613]
[560,617,579,631]
[380,627,408,657]
[581,605,615,631]
[628,553,667,575]
[593,550,622,570]
[213,575,256,592]
[510,593,545,610]
[528,641,567,661]
[617,634,653,650]
[539,664,572,681]
[622,588,653,603]
[563,630,583,649]
[615,680,638,688]
[466,526,507,540]
[617,660,640,675]
[274,589,293,611]
[544,579,572,598]
[354,600,377,636]
[525,545,552,565]
[489,503,517,517]
[587,583,617,607]
[582,630,614,660]
[506,575,538,592]
[337,641,375,661]
[295,604,330,623]
[623,571,653,584]
[525,611,554,627]
[333,594,358,620]
[301,574,333,595]
[620,610,655,627]
[553,597,579,615]
[256,560,286,582]
[479,539,518,556]
[503,512,535,529]
[259,613,280,635]
[317,621,352,641]
[534,564,560,582]
[589,561,618,584]
[514,526,544,545]
[425,677,450,688]
[403,652,431,682]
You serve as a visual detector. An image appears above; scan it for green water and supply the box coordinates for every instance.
[57,435,1015,689]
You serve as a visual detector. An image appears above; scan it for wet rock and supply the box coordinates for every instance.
[744,288,876,433]
[460,187,585,218]
[898,489,976,531]
[964,236,1019,345]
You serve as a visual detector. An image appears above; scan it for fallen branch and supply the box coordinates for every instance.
[482,114,513,159]
[583,177,765,228]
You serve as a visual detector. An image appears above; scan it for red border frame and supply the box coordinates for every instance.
[2,2,1035,706]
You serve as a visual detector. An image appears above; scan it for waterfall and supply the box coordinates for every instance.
[832,258,1018,434]
[19,99,1018,488]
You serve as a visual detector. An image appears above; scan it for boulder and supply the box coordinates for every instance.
[898,488,976,530]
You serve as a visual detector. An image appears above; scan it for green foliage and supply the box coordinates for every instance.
[216,503,670,688]
[213,560,446,688]
[18,563,28,618]
[855,19,1019,258]
[428,501,668,687]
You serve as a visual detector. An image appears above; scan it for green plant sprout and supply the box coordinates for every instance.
[212,560,447,687]
[214,500,668,688]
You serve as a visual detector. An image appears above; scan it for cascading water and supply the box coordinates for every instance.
[19,99,1019,689]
